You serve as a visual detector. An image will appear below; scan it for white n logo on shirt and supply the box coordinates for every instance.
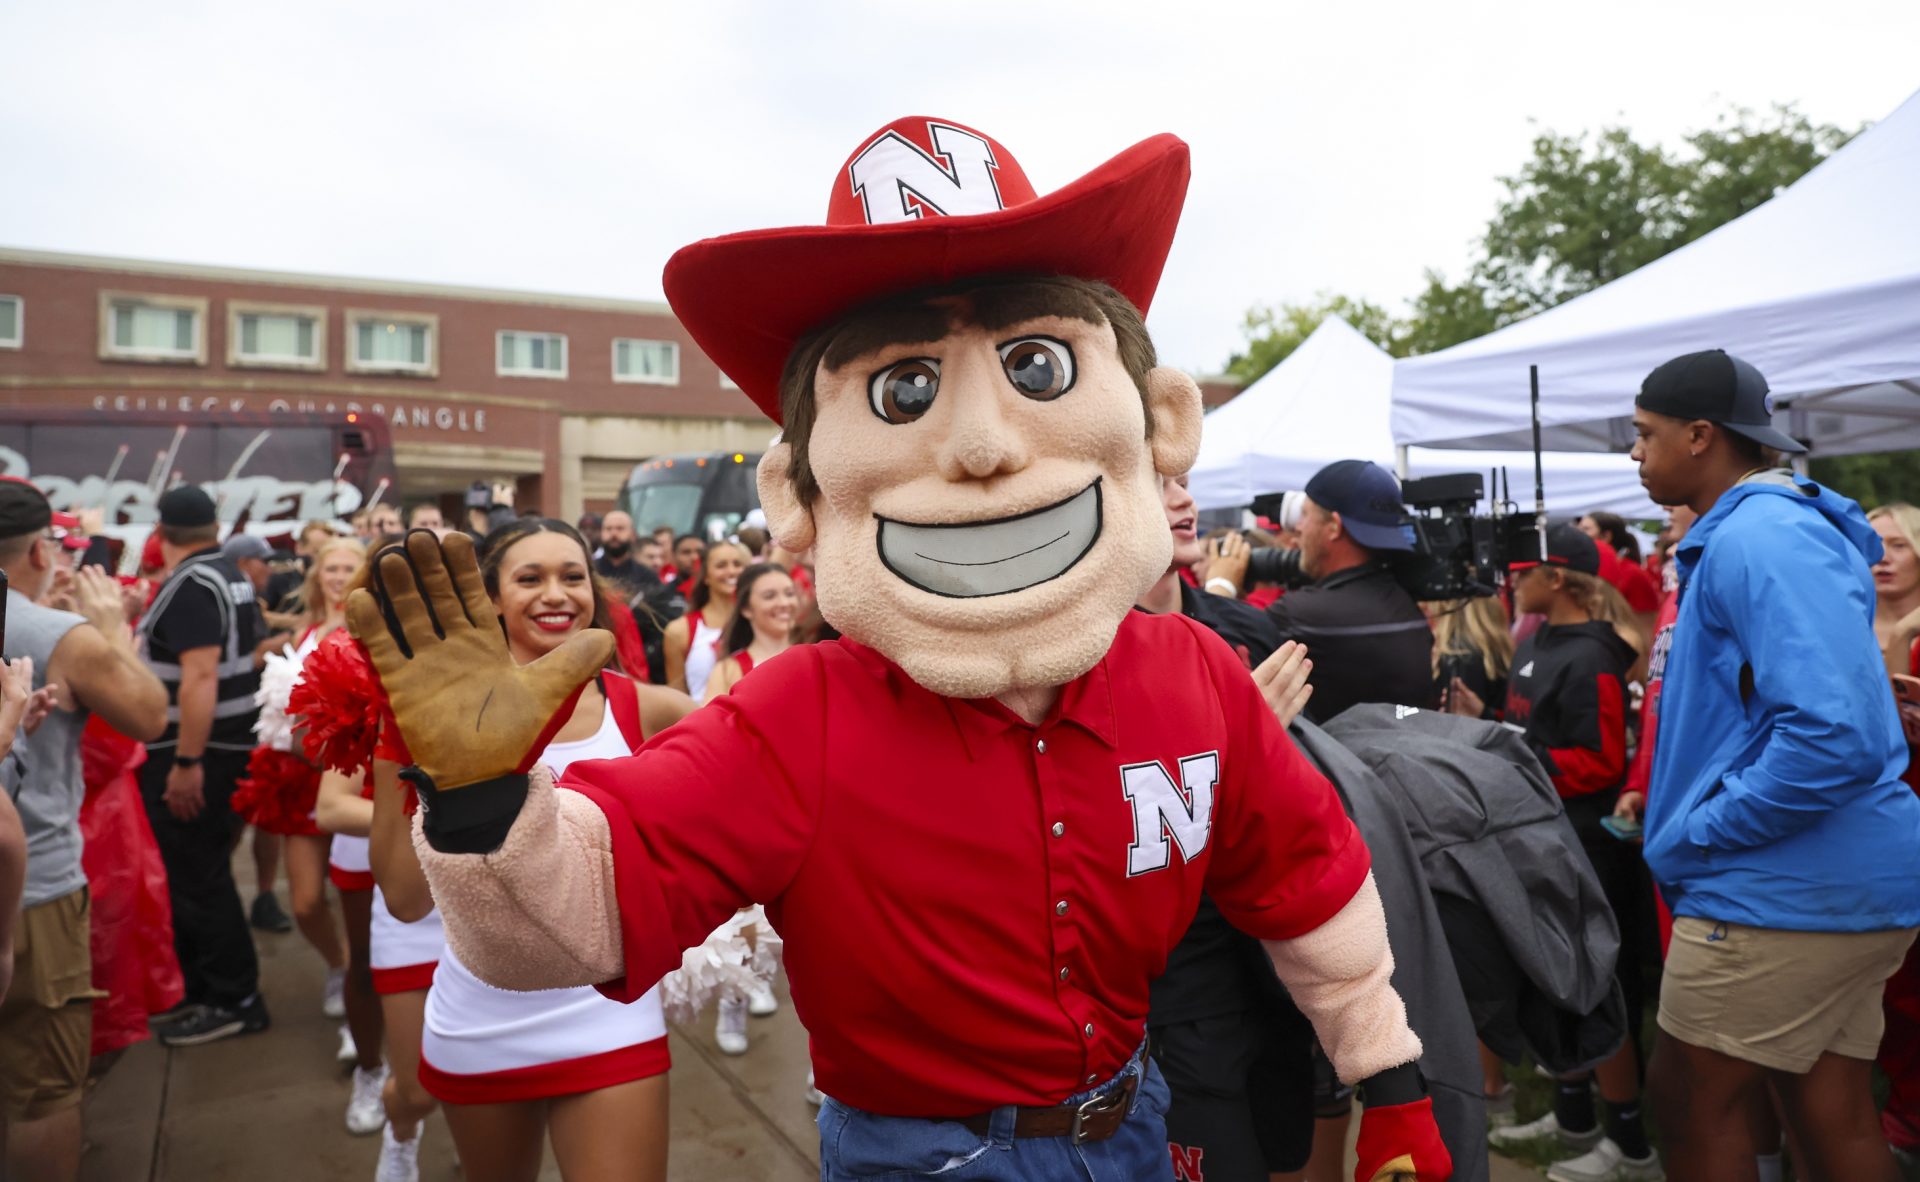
[847,122,1004,224]
[1121,752,1219,878]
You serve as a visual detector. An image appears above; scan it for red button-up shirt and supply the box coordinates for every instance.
[562,610,1370,1116]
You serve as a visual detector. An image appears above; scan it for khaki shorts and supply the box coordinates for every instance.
[0,889,98,1120]
[1659,915,1917,1073]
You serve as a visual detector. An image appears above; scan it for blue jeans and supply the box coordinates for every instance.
[817,1052,1174,1182]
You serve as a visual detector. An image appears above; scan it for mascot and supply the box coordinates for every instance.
[351,117,1452,1182]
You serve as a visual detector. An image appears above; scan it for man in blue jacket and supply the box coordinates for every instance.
[1632,348,1920,1182]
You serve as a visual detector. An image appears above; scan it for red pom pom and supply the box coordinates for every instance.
[233,747,324,837]
[290,630,391,775]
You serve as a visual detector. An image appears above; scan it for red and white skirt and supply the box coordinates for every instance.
[419,946,669,1103]
[328,833,374,892]
[370,885,444,996]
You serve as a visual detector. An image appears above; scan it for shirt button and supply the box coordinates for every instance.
[1083,1023,1095,1038]
[1051,822,1065,838]
[1036,738,1047,754]
[1059,966,1070,982]
[1055,900,1069,916]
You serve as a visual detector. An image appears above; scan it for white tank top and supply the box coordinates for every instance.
[683,614,724,700]
[421,700,667,1078]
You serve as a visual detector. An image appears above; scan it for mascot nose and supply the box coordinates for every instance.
[938,381,1032,482]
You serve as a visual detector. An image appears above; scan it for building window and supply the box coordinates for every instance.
[612,338,679,385]
[99,292,208,364]
[498,331,567,378]
[345,309,438,376]
[229,302,326,370]
[0,296,19,349]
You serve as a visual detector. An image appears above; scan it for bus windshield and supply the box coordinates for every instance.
[620,453,760,541]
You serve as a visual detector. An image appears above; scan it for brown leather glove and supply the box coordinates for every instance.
[345,530,612,789]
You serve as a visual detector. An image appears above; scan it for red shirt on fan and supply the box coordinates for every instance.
[559,610,1370,1116]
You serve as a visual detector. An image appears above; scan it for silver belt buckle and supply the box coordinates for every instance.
[1069,1082,1128,1145]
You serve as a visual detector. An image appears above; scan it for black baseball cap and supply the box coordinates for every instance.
[157,485,218,527]
[0,477,53,541]
[1304,460,1415,552]
[1510,523,1601,576]
[1635,349,1806,455]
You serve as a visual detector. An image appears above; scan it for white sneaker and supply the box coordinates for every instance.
[346,1064,388,1135]
[747,980,779,1017]
[1546,1137,1664,1182]
[1488,1111,1603,1151]
[716,995,748,1055]
[376,1123,422,1182]
[323,967,347,1019]
[336,1023,357,1064]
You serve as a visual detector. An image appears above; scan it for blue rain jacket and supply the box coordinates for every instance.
[1643,473,1920,931]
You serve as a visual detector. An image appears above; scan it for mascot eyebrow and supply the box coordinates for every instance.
[774,274,1160,509]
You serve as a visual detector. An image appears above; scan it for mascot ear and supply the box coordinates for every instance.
[756,443,817,554]
[1145,366,1203,477]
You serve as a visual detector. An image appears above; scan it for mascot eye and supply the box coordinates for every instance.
[998,337,1075,400]
[868,358,940,424]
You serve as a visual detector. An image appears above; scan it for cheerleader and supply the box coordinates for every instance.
[299,606,447,1182]
[233,538,364,1017]
[405,518,695,1182]
[697,563,798,1056]
[661,539,748,698]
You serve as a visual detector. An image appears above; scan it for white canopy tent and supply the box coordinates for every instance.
[1391,87,1920,457]
[1189,317,1658,517]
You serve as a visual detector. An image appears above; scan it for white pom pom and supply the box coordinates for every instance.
[658,906,785,1026]
[253,645,305,752]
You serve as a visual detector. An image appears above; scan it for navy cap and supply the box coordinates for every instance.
[157,485,217,527]
[1304,460,1414,552]
[1636,349,1806,455]
[1510,523,1601,576]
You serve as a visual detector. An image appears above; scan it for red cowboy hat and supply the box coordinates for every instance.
[662,116,1190,424]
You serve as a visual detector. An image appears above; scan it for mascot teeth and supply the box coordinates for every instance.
[876,479,1102,598]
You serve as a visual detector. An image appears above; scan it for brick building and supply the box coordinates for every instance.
[0,247,1240,520]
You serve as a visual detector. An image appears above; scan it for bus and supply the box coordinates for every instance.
[0,408,395,566]
[619,451,762,542]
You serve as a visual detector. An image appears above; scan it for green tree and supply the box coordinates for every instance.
[1223,292,1402,385]
[1402,104,1858,354]
[1810,453,1920,510]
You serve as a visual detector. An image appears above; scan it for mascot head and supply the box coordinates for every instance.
[664,117,1202,698]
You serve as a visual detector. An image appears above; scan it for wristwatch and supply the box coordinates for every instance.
[174,753,203,769]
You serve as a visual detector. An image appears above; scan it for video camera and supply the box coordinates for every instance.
[1247,471,1539,601]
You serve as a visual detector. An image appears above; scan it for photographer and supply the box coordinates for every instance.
[1210,459,1434,724]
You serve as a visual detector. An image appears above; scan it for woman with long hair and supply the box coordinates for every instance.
[661,539,749,699]
[700,563,798,704]
[1428,596,1513,721]
[409,517,694,1182]
[233,539,361,1029]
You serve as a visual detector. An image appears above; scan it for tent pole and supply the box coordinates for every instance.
[1394,444,1409,480]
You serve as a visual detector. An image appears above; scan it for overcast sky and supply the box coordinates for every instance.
[4,0,1916,376]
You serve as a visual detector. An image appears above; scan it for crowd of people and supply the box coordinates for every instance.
[0,479,826,1182]
[0,346,1914,1182]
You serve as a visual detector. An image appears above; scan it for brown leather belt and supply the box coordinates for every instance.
[957,1068,1141,1144]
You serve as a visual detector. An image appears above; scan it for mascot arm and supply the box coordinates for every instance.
[1263,877,1452,1182]
[411,765,625,991]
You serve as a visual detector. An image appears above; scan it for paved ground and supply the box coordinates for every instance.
[80,861,1543,1180]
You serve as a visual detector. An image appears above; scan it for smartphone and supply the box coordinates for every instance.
[1895,675,1920,707]
[1600,814,1642,841]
